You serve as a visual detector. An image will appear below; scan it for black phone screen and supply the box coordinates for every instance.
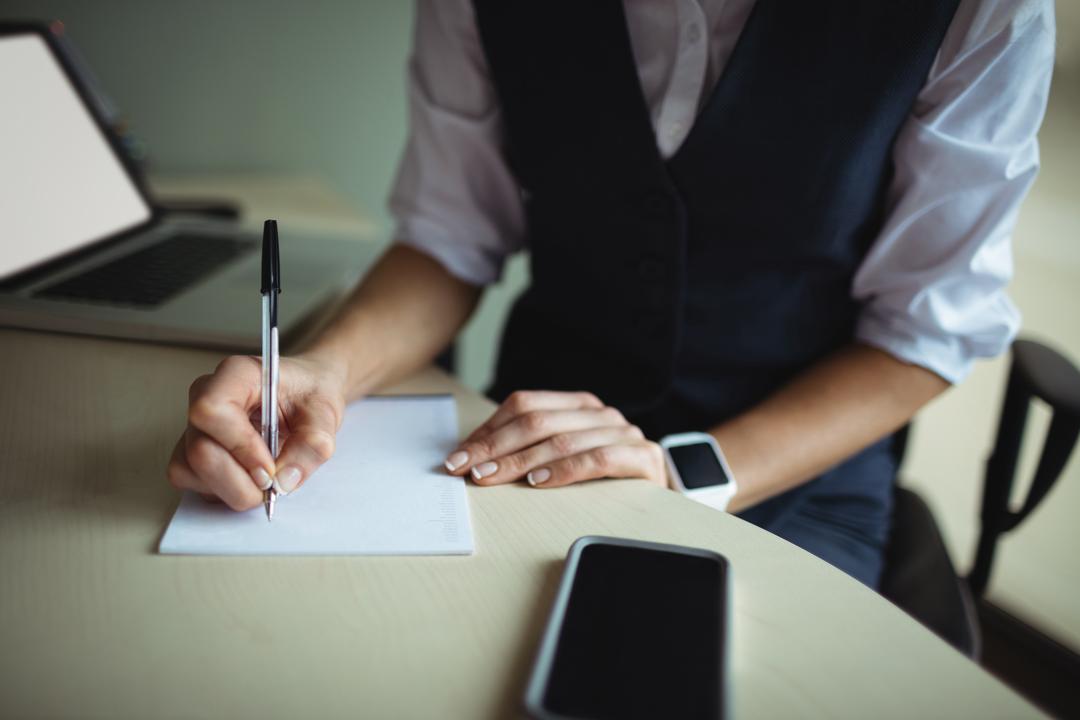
[541,542,727,719]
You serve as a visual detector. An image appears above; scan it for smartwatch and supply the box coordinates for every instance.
[659,432,738,511]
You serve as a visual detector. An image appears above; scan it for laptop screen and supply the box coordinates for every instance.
[0,32,152,281]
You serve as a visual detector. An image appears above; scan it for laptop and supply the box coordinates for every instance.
[0,22,379,350]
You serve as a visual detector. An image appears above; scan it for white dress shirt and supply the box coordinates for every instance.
[389,0,1055,384]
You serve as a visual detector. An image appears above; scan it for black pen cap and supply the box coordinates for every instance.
[261,219,281,293]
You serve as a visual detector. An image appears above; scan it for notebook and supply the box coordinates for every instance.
[159,394,474,556]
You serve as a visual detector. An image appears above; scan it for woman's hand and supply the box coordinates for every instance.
[444,390,667,489]
[166,353,348,511]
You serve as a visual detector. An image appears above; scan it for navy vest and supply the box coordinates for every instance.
[477,0,958,431]
[474,1,958,530]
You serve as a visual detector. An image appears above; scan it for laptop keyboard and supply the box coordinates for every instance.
[35,233,255,308]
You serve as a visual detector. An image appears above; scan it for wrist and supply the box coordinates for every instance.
[709,420,770,514]
[298,343,370,401]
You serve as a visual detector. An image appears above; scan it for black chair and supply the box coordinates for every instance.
[881,338,1080,661]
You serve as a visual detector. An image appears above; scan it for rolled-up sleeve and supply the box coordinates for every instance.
[852,0,1055,383]
[388,0,525,286]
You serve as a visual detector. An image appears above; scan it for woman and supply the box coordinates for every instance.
[167,0,1054,587]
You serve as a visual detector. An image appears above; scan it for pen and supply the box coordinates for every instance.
[261,220,281,522]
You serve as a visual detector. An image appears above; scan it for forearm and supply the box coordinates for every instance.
[301,244,482,400]
[714,343,949,513]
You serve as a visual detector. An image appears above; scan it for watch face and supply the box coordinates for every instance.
[669,442,732,490]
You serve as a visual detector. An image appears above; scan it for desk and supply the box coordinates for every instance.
[0,177,1041,719]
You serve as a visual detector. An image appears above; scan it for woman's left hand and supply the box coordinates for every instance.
[443,390,667,488]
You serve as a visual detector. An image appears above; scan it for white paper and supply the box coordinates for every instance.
[159,395,474,556]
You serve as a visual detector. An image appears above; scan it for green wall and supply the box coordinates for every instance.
[3,0,412,228]
[1,0,527,392]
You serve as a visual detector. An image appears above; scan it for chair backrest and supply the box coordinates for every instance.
[968,339,1080,596]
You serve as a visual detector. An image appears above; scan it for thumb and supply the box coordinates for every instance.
[272,402,339,495]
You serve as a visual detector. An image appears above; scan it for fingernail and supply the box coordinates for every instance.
[471,462,498,480]
[527,468,551,486]
[275,466,302,494]
[251,468,273,490]
[444,451,469,472]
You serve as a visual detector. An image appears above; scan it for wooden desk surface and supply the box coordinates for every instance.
[0,328,1041,719]
[0,176,1042,718]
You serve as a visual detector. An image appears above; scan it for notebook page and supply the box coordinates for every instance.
[159,395,474,556]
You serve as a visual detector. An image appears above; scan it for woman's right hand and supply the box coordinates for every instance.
[166,353,348,511]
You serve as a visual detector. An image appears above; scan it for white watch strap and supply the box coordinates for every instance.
[687,486,735,512]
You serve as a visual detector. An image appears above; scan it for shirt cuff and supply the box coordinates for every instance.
[394,215,505,287]
[854,301,1020,385]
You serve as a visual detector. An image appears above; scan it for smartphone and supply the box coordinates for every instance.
[524,536,730,720]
